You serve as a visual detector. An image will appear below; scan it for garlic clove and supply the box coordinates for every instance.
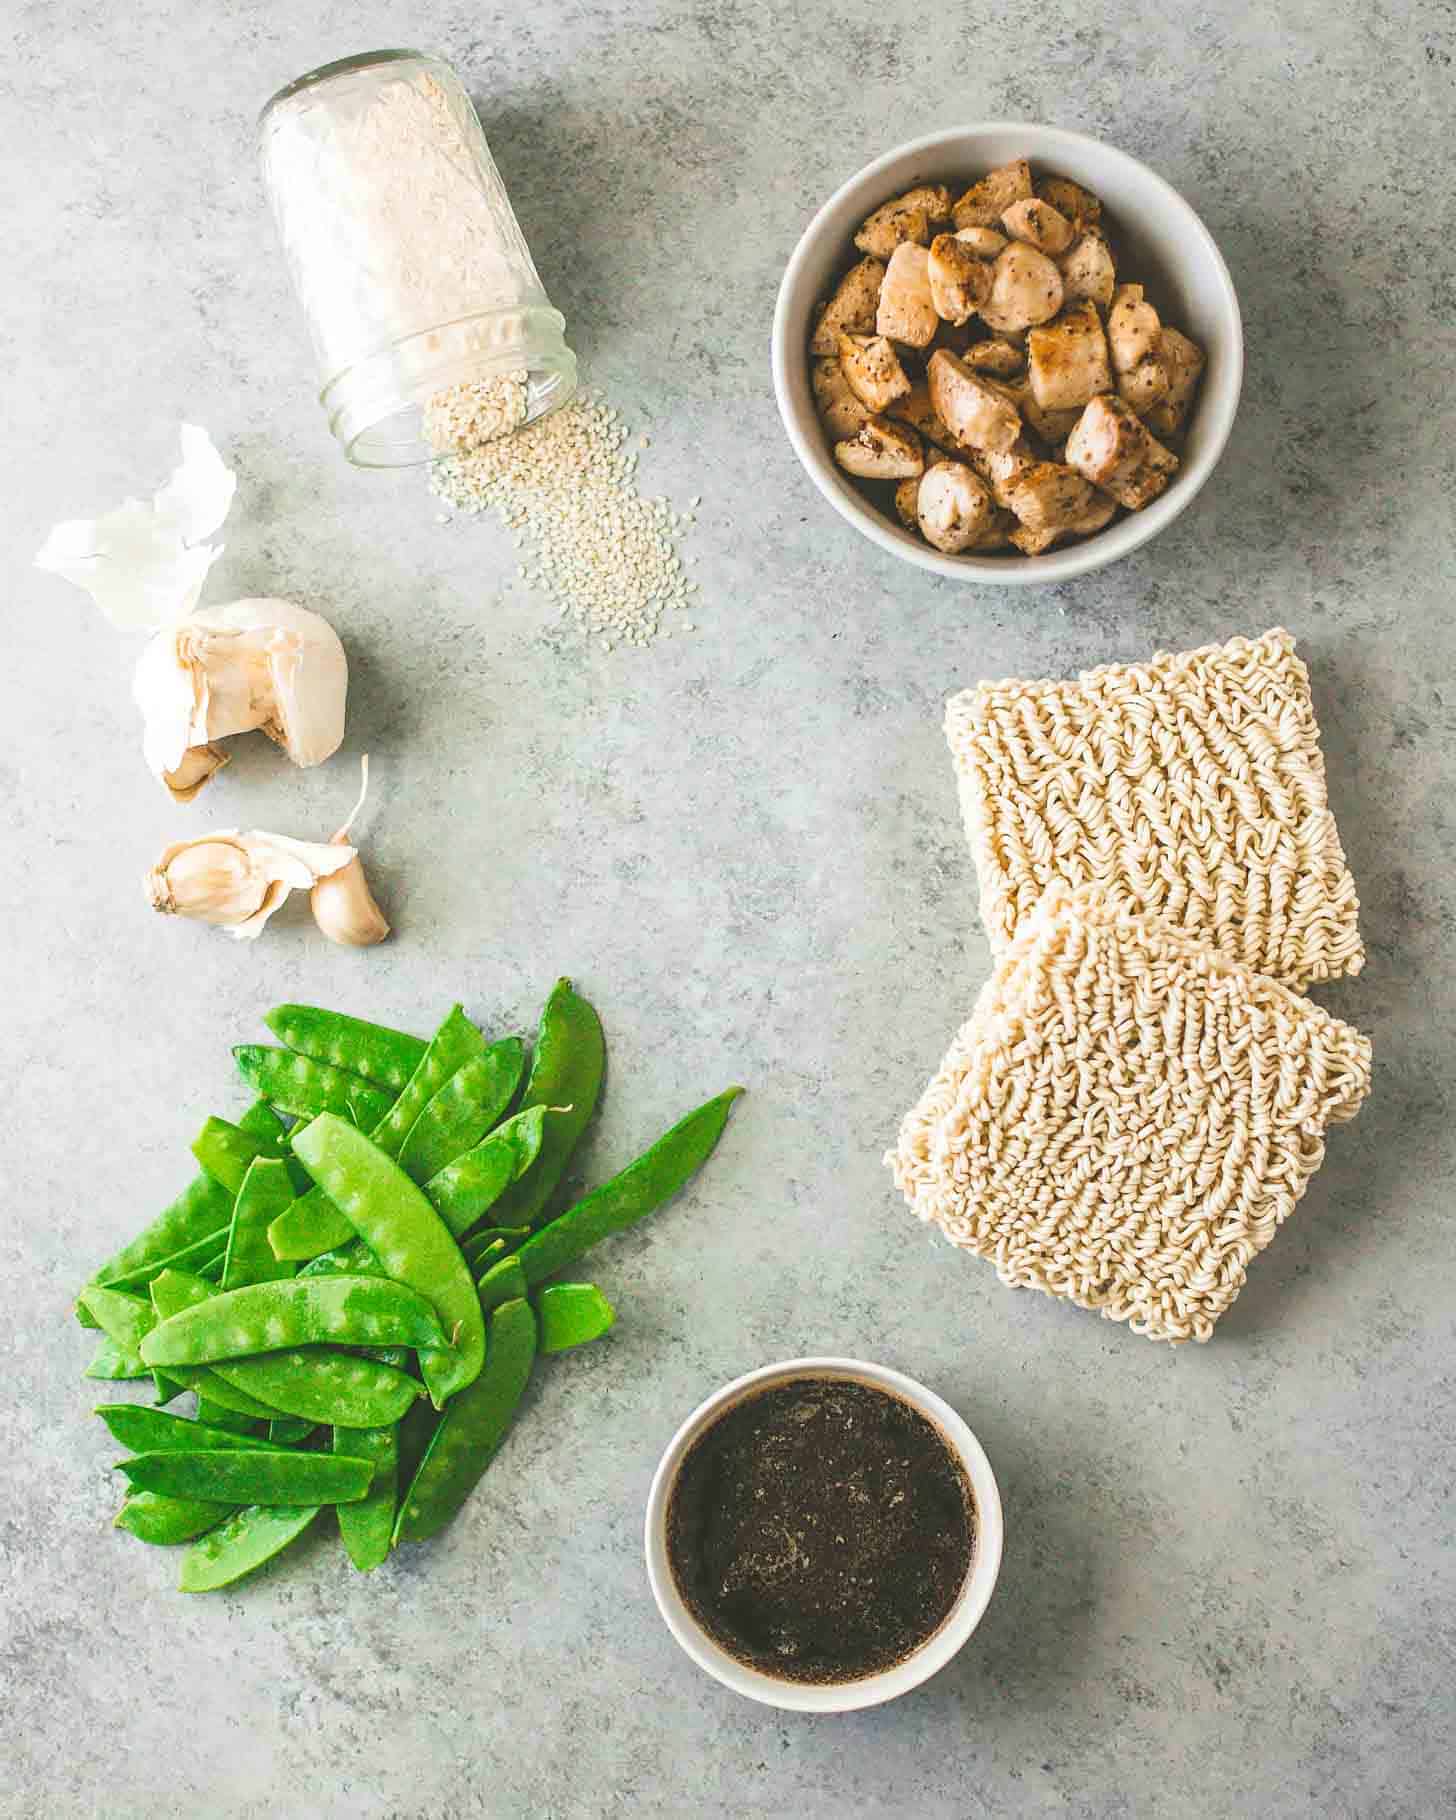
[162,743,230,803]
[146,829,354,941]
[310,753,390,947]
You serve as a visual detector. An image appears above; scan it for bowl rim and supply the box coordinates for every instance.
[643,1355,1005,1713]
[770,121,1244,585]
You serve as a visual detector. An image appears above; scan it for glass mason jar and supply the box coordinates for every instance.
[259,49,577,467]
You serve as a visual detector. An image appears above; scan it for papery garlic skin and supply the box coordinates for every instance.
[146,829,354,940]
[162,743,230,803]
[134,598,348,797]
[34,426,235,631]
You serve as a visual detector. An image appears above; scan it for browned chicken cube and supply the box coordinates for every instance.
[1107,283,1162,372]
[1035,176,1102,230]
[893,475,921,528]
[1026,301,1113,411]
[812,357,871,440]
[951,159,1033,228]
[1117,352,1171,414]
[1001,460,1101,533]
[810,258,886,355]
[833,415,924,479]
[927,234,993,325]
[967,438,1041,509]
[917,459,997,552]
[979,242,1064,333]
[927,350,1023,454]
[854,186,950,259]
[837,333,912,413]
[1058,228,1116,309]
[1065,394,1179,509]
[887,378,961,452]
[876,243,940,346]
[1143,326,1206,436]
[1001,197,1075,256]
[964,338,1026,377]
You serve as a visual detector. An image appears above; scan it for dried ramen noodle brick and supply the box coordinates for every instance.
[887,882,1372,1344]
[945,628,1363,989]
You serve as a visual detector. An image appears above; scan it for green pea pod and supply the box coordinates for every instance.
[119,1448,374,1505]
[369,1006,487,1161]
[516,1088,743,1286]
[265,1005,428,1092]
[77,1099,283,1323]
[189,1114,296,1196]
[197,1401,266,1435]
[147,1271,285,1421]
[78,1286,155,1357]
[101,1224,233,1296]
[116,1491,237,1546]
[210,1350,423,1427]
[84,1338,150,1381]
[179,1503,321,1592]
[267,1187,355,1263]
[488,979,605,1229]
[292,1115,484,1409]
[398,1038,526,1185]
[269,1418,315,1445]
[232,1045,396,1128]
[477,1254,528,1310]
[536,1283,616,1353]
[95,1406,278,1454]
[141,1277,448,1366]
[460,1235,505,1274]
[394,1298,536,1545]
[334,1424,398,1572]
[298,1238,379,1279]
[222,1158,298,1291]
[195,1249,228,1282]
[426,1106,547,1237]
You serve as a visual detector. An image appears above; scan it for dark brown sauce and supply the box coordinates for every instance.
[666,1375,974,1685]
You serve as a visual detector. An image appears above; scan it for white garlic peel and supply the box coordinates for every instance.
[147,830,354,941]
[133,598,348,801]
[34,426,236,631]
[311,755,390,948]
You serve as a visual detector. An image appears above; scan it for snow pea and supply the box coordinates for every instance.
[461,1226,529,1265]
[488,979,605,1229]
[398,1038,525,1185]
[78,1100,283,1322]
[101,1224,232,1296]
[515,1088,743,1286]
[369,1005,487,1161]
[265,1004,427,1093]
[189,1113,298,1196]
[179,1503,321,1593]
[78,1286,155,1358]
[334,1424,398,1572]
[84,1338,149,1381]
[221,1158,297,1291]
[291,1115,483,1408]
[95,1405,277,1455]
[536,1284,616,1353]
[460,1236,505,1275]
[116,1492,236,1545]
[195,1250,228,1282]
[119,1449,374,1505]
[269,1418,315,1445]
[266,1187,354,1262]
[141,1276,448,1365]
[197,1401,265,1434]
[426,1106,547,1238]
[393,1297,536,1545]
[477,1254,528,1310]
[147,1270,288,1420]
[210,1349,423,1426]
[233,1045,395,1128]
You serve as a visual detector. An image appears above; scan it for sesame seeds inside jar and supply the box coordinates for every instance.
[259,51,576,467]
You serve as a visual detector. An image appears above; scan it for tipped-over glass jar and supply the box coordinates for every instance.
[259,49,577,467]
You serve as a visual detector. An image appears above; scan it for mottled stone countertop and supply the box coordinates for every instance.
[5,3,1453,1816]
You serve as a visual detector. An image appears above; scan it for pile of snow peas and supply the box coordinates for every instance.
[75,980,742,1591]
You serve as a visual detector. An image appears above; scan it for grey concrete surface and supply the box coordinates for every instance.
[4,2,1454,1816]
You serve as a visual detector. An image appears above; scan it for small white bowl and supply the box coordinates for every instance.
[771,123,1243,584]
[644,1357,1003,1712]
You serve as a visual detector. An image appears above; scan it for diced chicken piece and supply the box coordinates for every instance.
[837,333,912,413]
[1066,394,1179,509]
[855,193,932,259]
[973,506,1020,551]
[951,159,1033,228]
[810,258,886,355]
[834,415,924,479]
[893,475,921,529]
[1026,300,1113,411]
[1107,284,1162,372]
[955,226,1007,258]
[887,378,960,453]
[1001,460,1101,534]
[1008,484,1116,552]
[979,243,1064,333]
[1011,381,1084,447]
[917,460,996,553]
[964,338,1025,377]
[1000,198,1075,257]
[1117,351,1171,413]
[896,184,954,225]
[876,243,939,347]
[967,437,1040,509]
[927,349,1023,454]
[1058,228,1116,309]
[927,233,993,325]
[1035,176,1102,231]
[1143,326,1206,436]
[811,357,871,440]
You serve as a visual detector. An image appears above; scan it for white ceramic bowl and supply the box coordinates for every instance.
[644,1357,1003,1712]
[771,124,1243,584]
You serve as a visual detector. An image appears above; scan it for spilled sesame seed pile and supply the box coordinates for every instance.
[424,370,528,455]
[429,384,700,651]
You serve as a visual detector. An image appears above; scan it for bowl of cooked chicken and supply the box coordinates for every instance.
[771,125,1242,582]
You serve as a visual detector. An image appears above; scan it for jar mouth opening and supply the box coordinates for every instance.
[258,48,438,128]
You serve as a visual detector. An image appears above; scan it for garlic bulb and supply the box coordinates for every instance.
[311,757,390,948]
[133,598,348,801]
[147,830,355,940]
